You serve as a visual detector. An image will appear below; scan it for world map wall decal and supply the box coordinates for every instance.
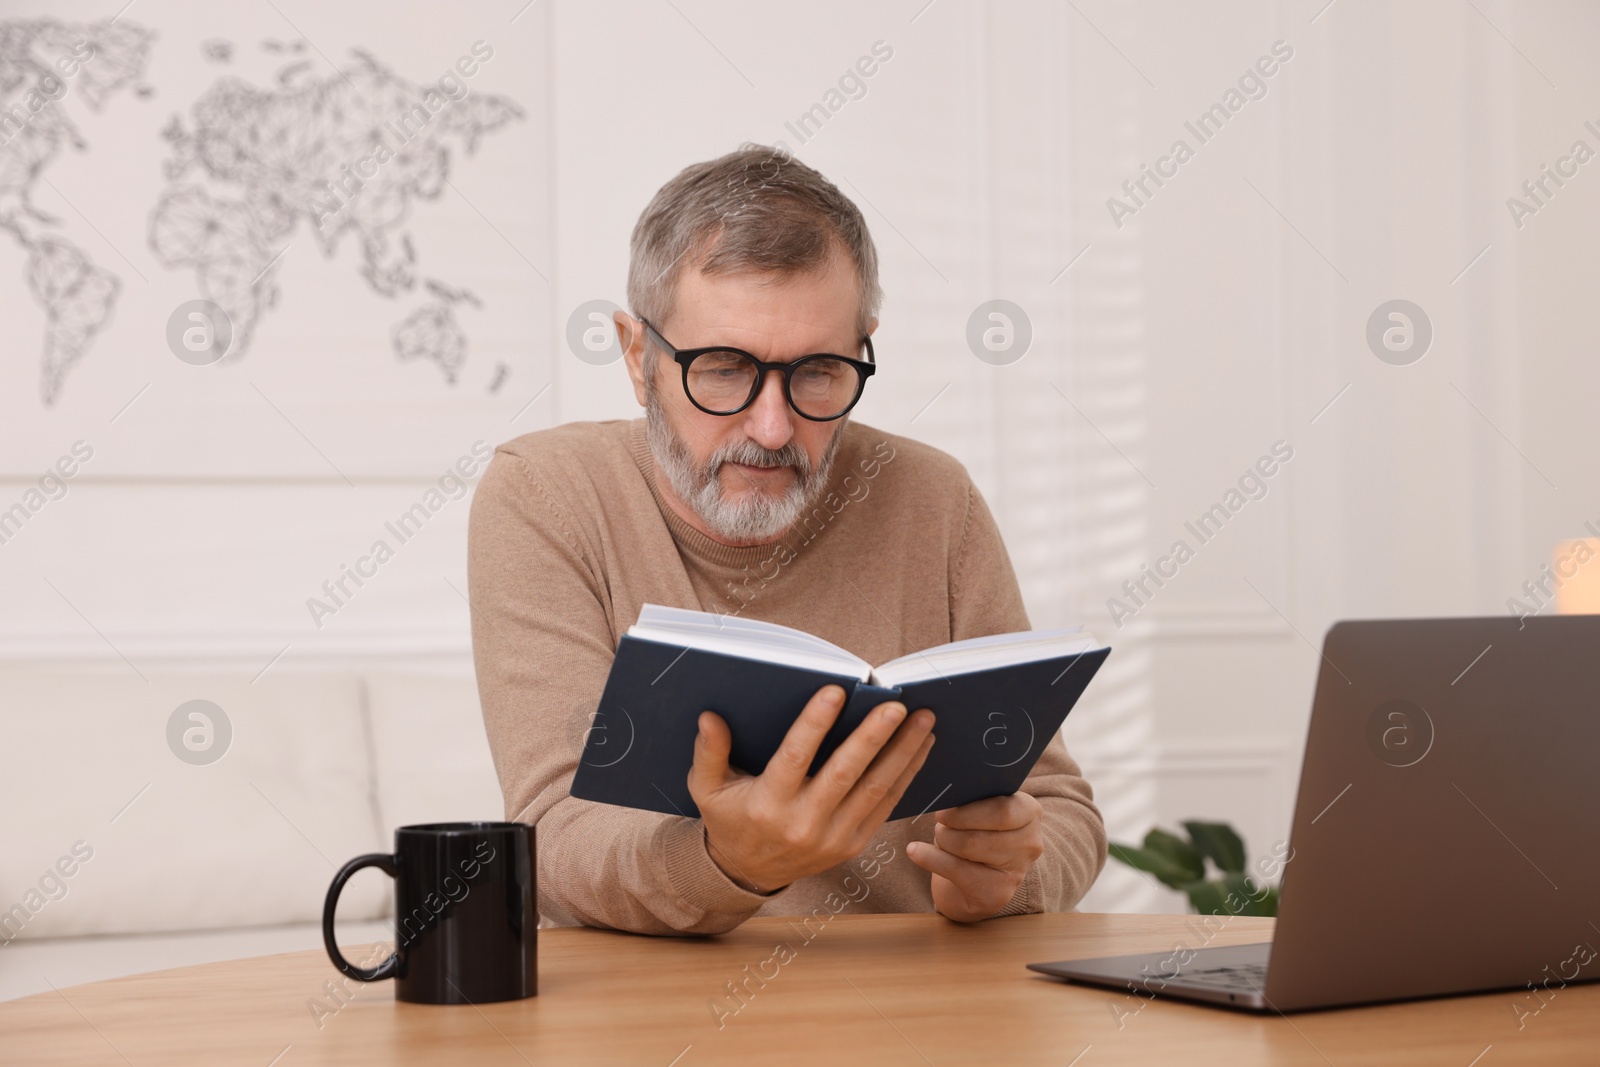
[1,16,524,406]
[0,17,154,406]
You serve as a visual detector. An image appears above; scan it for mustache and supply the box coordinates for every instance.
[711,438,811,475]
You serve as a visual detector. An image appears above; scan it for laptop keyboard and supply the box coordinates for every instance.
[1176,962,1270,992]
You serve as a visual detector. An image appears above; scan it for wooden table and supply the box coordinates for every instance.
[3,913,1594,1065]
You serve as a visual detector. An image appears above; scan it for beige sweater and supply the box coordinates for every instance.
[467,417,1106,934]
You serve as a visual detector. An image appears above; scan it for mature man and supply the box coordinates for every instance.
[468,145,1105,935]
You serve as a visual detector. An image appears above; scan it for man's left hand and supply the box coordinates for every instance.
[905,793,1044,923]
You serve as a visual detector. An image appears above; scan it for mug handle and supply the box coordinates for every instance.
[323,853,401,982]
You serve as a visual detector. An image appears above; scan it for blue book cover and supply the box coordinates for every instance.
[570,608,1110,821]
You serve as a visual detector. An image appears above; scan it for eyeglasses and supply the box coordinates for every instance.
[640,318,875,422]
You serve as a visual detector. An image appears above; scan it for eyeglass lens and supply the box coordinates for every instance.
[686,351,860,418]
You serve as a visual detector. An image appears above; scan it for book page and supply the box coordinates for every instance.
[871,628,1101,688]
[629,604,872,679]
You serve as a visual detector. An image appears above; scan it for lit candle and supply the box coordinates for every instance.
[1555,539,1600,614]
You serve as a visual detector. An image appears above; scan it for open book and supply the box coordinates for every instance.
[627,604,1101,688]
[570,604,1111,822]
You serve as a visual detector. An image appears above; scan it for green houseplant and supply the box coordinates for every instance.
[1109,820,1279,917]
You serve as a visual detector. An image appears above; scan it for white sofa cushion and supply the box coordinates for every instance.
[0,668,387,940]
[363,672,505,833]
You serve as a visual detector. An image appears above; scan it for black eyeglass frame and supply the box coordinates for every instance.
[640,318,876,422]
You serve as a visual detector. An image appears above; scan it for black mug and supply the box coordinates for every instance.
[323,821,537,1004]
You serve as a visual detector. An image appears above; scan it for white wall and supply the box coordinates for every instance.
[4,0,1596,916]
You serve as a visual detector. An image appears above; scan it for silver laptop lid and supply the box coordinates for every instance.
[1266,615,1600,1011]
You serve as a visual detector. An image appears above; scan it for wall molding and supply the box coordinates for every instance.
[1074,739,1295,777]
[0,628,474,666]
[1146,604,1293,639]
[1109,604,1293,641]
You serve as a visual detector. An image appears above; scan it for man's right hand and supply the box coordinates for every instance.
[687,684,936,894]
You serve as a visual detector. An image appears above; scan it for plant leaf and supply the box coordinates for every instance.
[1107,842,1200,889]
[1182,873,1279,917]
[1181,879,1231,916]
[1182,820,1247,873]
[1220,872,1276,916]
[1142,828,1205,883]
[1237,885,1278,918]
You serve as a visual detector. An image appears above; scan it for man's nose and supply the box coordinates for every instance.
[741,367,795,451]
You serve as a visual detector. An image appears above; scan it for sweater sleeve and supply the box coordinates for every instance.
[948,481,1108,915]
[467,450,777,935]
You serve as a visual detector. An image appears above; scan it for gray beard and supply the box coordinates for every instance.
[644,377,844,544]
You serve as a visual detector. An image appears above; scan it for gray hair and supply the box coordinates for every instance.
[626,144,882,367]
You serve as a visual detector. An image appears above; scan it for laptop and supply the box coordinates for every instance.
[1028,614,1600,1012]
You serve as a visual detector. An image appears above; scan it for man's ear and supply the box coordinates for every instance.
[617,312,649,408]
[866,317,878,337]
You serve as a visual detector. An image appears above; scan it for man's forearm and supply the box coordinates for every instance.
[529,796,777,935]
[1031,792,1108,911]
